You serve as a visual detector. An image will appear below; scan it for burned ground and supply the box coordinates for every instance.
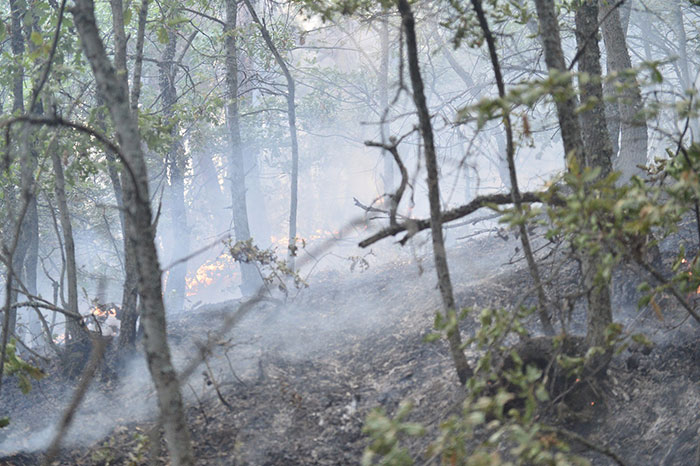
[1,231,699,465]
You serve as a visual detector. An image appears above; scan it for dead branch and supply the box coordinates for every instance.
[358,191,547,248]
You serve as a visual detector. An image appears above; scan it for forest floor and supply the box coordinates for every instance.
[1,227,699,465]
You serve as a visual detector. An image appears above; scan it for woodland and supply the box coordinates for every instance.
[0,0,700,464]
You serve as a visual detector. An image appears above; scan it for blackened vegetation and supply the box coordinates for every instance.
[2,230,699,465]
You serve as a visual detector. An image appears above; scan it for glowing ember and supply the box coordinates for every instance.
[680,258,700,294]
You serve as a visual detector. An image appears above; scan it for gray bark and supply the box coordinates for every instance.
[671,0,700,139]
[470,0,554,335]
[49,144,89,343]
[599,0,648,183]
[576,0,614,349]
[71,2,193,464]
[533,0,585,161]
[241,0,299,271]
[224,0,263,294]
[160,28,189,313]
[107,0,144,350]
[398,0,472,384]
[379,12,394,194]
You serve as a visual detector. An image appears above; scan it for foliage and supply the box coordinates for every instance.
[3,339,45,395]
[364,306,595,465]
[226,238,308,293]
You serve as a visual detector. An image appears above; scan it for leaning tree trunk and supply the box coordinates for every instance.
[599,0,648,183]
[397,0,472,385]
[576,0,614,350]
[469,0,555,335]
[224,0,263,294]
[242,0,299,271]
[71,2,194,464]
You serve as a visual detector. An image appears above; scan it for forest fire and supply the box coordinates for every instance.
[88,304,120,336]
[185,256,238,297]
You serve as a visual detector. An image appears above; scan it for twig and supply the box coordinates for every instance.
[541,425,628,466]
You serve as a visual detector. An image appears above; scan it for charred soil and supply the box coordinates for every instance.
[1,232,699,465]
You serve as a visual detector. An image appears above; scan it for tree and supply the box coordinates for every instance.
[397,0,471,385]
[599,0,648,183]
[224,0,263,295]
[70,1,194,463]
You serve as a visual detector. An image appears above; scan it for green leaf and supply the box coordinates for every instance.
[0,417,9,428]
[30,30,43,47]
[157,26,169,44]
[123,6,132,26]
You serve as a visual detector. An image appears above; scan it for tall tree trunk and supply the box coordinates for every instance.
[670,0,700,139]
[470,0,554,335]
[160,27,189,312]
[107,0,145,350]
[5,0,26,336]
[599,0,648,183]
[533,0,584,161]
[241,0,299,271]
[397,0,472,385]
[224,0,263,294]
[534,0,614,353]
[379,11,394,195]
[71,2,194,464]
[576,0,614,349]
[49,144,89,343]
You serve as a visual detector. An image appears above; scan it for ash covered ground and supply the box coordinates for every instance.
[1,228,699,465]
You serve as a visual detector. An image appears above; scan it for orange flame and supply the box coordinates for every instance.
[185,256,236,297]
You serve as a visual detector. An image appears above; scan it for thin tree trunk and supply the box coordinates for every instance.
[71,2,194,464]
[397,0,472,385]
[49,145,89,343]
[599,0,648,183]
[224,0,263,294]
[107,0,145,350]
[160,27,189,312]
[576,0,614,349]
[470,0,555,335]
[242,0,299,271]
[379,11,394,195]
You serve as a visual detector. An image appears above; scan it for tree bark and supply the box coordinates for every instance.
[224,0,263,294]
[241,0,299,271]
[397,0,472,385]
[379,11,394,195]
[107,0,143,350]
[71,2,194,464]
[670,0,700,139]
[49,144,89,343]
[599,0,648,183]
[470,0,555,335]
[576,0,614,349]
[532,0,584,161]
[160,27,189,313]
